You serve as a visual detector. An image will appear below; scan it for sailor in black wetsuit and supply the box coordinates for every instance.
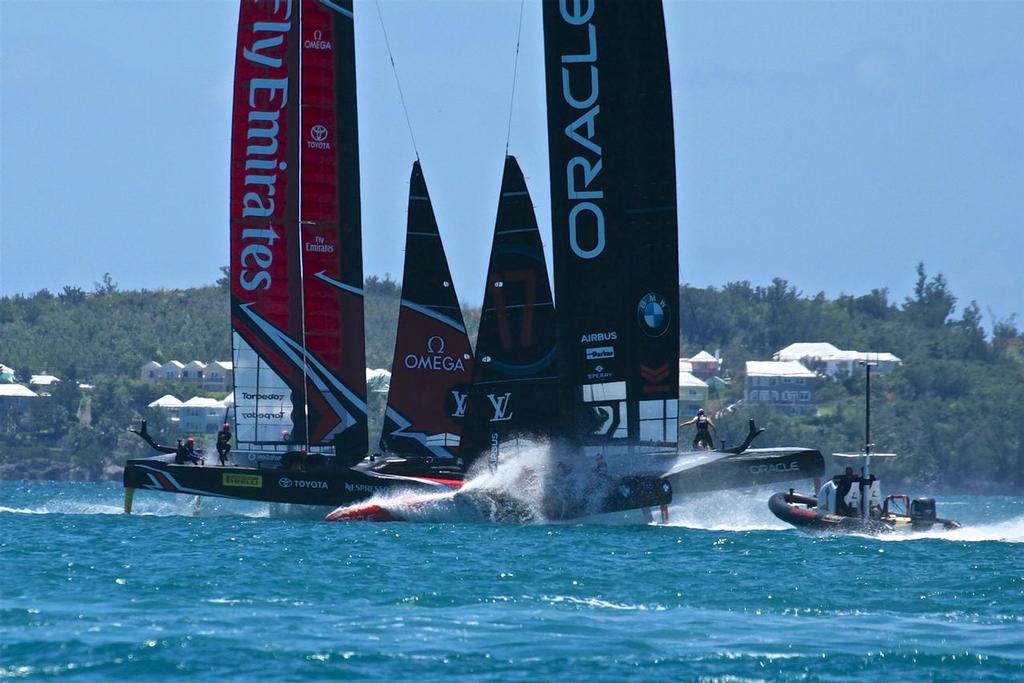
[680,408,717,450]
[216,423,232,466]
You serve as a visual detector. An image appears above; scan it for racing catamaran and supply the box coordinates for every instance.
[326,0,689,522]
[123,0,465,512]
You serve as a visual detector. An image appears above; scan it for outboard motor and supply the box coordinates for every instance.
[910,497,937,528]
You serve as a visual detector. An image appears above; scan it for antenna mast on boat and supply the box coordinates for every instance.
[860,357,878,479]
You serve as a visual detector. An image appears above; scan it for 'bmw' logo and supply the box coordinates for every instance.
[637,292,671,337]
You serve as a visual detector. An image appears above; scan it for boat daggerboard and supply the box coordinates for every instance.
[229,0,369,460]
[461,156,560,467]
[542,0,680,456]
[379,162,474,460]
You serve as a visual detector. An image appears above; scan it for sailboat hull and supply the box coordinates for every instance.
[324,473,672,524]
[122,458,461,509]
[667,447,825,494]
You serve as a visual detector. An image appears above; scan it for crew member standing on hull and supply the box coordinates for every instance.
[216,423,232,466]
[680,409,717,451]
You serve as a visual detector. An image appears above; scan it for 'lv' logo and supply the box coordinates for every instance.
[450,390,468,418]
[487,393,514,422]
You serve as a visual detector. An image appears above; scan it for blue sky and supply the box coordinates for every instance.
[2,1,1021,326]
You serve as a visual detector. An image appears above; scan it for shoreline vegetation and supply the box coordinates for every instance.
[1,265,1021,493]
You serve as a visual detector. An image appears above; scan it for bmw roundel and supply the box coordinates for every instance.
[637,292,671,337]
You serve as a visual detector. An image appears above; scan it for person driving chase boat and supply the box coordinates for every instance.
[680,408,718,451]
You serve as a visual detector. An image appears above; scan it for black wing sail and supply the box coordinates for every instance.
[461,156,560,467]
[542,0,680,456]
[380,162,474,460]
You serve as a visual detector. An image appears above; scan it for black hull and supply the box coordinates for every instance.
[122,458,462,508]
[670,448,825,494]
[768,491,960,534]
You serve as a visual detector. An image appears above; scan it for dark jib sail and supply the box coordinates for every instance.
[230,0,368,460]
[461,156,559,467]
[379,162,473,460]
[542,0,680,455]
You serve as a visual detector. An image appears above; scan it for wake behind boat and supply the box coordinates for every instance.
[325,448,673,524]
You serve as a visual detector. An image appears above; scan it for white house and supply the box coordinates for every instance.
[148,394,184,409]
[180,360,207,382]
[178,396,228,434]
[366,368,391,394]
[202,361,232,391]
[160,360,185,381]
[678,371,709,416]
[0,383,38,411]
[30,374,60,387]
[140,360,162,381]
[745,360,817,414]
[774,342,902,377]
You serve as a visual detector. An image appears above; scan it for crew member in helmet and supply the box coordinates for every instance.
[175,438,202,465]
[680,408,717,451]
[216,423,232,466]
[184,436,203,465]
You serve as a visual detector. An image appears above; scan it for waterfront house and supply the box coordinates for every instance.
[745,361,817,414]
[679,371,709,417]
[202,361,233,391]
[140,361,161,381]
[180,360,207,382]
[160,361,185,381]
[774,342,901,377]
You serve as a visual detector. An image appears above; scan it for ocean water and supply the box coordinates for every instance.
[1,481,1022,681]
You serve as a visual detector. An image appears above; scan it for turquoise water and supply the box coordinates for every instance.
[2,481,1022,681]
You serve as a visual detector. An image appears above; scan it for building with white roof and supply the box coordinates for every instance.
[0,363,15,383]
[141,360,233,390]
[159,360,185,381]
[202,361,233,391]
[686,350,722,380]
[678,371,709,416]
[147,394,229,434]
[140,360,162,381]
[30,374,60,387]
[180,361,207,382]
[366,368,391,394]
[774,342,902,377]
[0,383,39,413]
[745,361,817,414]
[148,394,184,409]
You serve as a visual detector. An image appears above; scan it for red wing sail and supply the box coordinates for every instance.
[461,156,559,466]
[230,0,368,457]
[379,162,474,460]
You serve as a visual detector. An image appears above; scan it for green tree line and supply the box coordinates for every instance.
[1,264,1021,490]
[683,263,1024,492]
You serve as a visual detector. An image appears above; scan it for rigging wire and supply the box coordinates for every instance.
[376,0,420,161]
[504,0,527,155]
